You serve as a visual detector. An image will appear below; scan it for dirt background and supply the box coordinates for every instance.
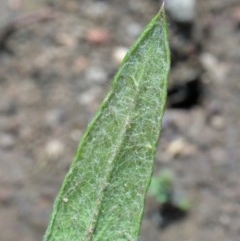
[0,0,240,240]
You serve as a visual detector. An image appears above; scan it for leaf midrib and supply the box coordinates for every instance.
[84,37,152,241]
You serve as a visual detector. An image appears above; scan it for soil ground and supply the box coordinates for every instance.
[0,0,240,240]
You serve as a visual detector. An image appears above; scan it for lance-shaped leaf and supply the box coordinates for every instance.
[43,6,170,241]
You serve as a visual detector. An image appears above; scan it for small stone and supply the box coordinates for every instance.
[84,2,109,19]
[74,56,89,73]
[77,87,102,111]
[55,33,77,48]
[85,66,107,84]
[206,101,222,117]
[165,0,196,23]
[112,47,128,65]
[85,28,110,45]
[200,53,228,82]
[165,138,197,158]
[219,214,230,226]
[210,115,225,130]
[0,134,16,150]
[45,108,67,127]
[45,140,65,160]
[126,23,142,37]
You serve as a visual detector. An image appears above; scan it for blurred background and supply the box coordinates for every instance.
[0,0,240,240]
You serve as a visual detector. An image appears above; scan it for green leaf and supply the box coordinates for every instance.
[43,6,170,241]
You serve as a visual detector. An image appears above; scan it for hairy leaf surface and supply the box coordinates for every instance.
[44,7,170,241]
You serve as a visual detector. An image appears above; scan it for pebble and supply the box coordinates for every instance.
[77,87,102,111]
[55,33,77,48]
[85,66,107,84]
[210,115,225,130]
[219,214,231,226]
[200,52,228,82]
[85,28,111,45]
[206,101,222,117]
[165,0,196,23]
[165,138,197,158]
[45,140,65,160]
[112,47,128,65]
[84,2,109,19]
[0,133,16,150]
[45,108,67,127]
[73,56,89,73]
[126,23,142,37]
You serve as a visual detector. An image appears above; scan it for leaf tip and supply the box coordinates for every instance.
[160,1,165,12]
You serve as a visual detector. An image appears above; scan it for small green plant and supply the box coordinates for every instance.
[149,169,190,212]
[43,5,170,241]
[149,169,173,204]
